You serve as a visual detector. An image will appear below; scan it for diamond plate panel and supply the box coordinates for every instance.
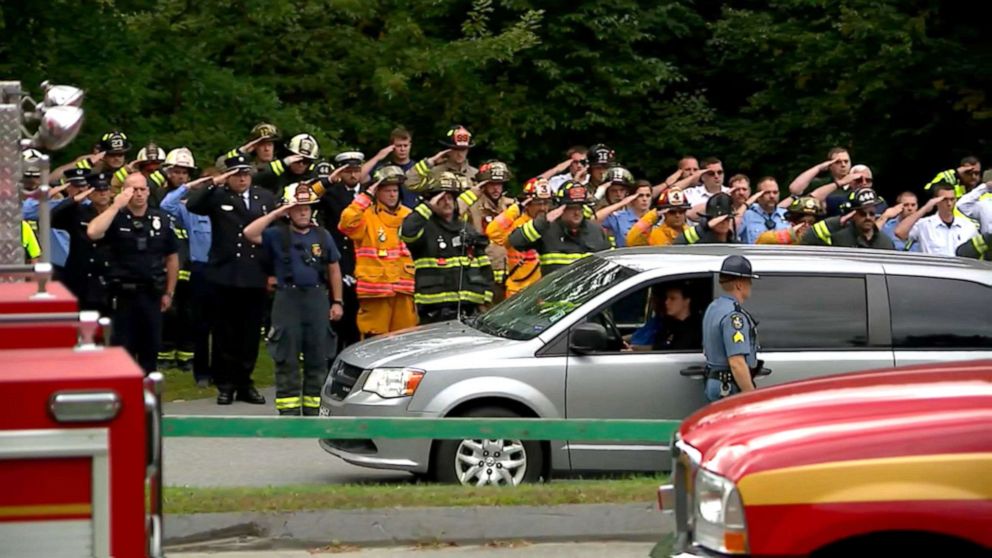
[0,102,22,265]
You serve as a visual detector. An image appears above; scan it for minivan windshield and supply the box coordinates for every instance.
[471,256,637,340]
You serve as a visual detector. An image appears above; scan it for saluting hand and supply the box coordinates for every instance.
[430,149,451,165]
[211,169,239,186]
[241,137,265,153]
[73,187,95,203]
[546,204,566,222]
[113,187,134,209]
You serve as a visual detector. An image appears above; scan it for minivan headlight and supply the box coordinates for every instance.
[362,368,425,398]
[694,468,748,554]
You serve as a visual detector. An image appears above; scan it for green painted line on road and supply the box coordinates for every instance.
[163,416,680,442]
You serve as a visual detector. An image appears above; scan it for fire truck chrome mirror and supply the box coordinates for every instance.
[42,83,84,108]
[49,391,121,423]
[37,105,84,150]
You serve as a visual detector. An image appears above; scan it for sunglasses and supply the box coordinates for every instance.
[855,210,876,218]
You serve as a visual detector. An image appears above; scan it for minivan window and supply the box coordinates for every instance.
[887,276,992,349]
[472,256,637,341]
[745,275,868,350]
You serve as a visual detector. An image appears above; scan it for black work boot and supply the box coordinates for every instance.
[216,387,234,405]
[235,386,266,405]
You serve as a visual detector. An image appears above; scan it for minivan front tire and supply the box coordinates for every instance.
[433,406,545,486]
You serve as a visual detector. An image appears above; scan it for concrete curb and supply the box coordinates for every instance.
[164,503,671,551]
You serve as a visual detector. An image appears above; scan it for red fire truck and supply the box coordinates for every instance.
[0,263,164,557]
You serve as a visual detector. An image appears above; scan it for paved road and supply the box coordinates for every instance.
[164,388,411,487]
[171,542,656,557]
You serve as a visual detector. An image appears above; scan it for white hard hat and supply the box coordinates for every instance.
[164,147,196,169]
[287,133,320,160]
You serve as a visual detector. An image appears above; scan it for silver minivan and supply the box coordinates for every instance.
[319,245,992,484]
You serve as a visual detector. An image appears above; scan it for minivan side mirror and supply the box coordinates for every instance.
[570,322,608,354]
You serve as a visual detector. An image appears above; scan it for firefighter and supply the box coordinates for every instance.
[186,154,277,405]
[111,142,167,197]
[405,125,479,193]
[87,174,179,374]
[956,233,992,260]
[157,185,196,372]
[756,196,823,245]
[486,177,552,298]
[225,122,281,172]
[21,150,72,271]
[52,130,131,180]
[626,189,692,247]
[799,188,894,249]
[674,193,738,245]
[244,183,343,416]
[339,165,417,338]
[468,161,515,302]
[508,180,611,276]
[400,172,494,324]
[160,162,216,387]
[587,143,616,198]
[253,133,319,195]
[50,171,114,315]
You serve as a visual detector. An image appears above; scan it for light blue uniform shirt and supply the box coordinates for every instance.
[740,205,788,244]
[601,209,641,248]
[22,197,71,267]
[702,295,757,371]
[161,185,213,263]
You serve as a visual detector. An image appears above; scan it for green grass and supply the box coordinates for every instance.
[160,344,275,402]
[163,475,667,515]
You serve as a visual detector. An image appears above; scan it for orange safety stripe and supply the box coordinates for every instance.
[738,452,992,506]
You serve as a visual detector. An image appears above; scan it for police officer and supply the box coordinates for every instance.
[51,171,114,315]
[87,174,179,374]
[187,154,276,405]
[244,183,344,416]
[701,255,761,402]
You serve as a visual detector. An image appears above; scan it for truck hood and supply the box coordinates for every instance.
[338,320,518,369]
[679,361,992,481]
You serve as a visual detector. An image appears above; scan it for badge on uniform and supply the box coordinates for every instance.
[437,235,447,250]
[451,236,462,248]
[151,215,162,231]
[311,243,322,258]
[377,227,387,243]
[220,204,234,211]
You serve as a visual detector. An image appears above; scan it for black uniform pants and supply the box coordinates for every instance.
[417,302,480,325]
[332,282,360,353]
[160,277,194,364]
[210,284,266,391]
[267,286,333,415]
[111,288,163,375]
[189,263,213,382]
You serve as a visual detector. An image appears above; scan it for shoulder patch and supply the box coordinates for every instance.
[731,313,744,330]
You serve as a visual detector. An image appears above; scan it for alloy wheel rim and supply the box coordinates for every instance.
[454,439,527,486]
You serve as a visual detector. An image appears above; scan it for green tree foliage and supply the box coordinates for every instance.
[1,0,988,195]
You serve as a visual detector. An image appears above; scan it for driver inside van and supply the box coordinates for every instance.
[628,284,702,351]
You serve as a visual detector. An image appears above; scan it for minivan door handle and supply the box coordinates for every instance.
[679,365,707,379]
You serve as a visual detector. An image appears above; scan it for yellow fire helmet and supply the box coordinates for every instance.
[282,182,320,205]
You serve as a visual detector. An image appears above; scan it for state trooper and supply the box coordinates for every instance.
[86,174,179,374]
[702,255,761,402]
[244,183,344,416]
